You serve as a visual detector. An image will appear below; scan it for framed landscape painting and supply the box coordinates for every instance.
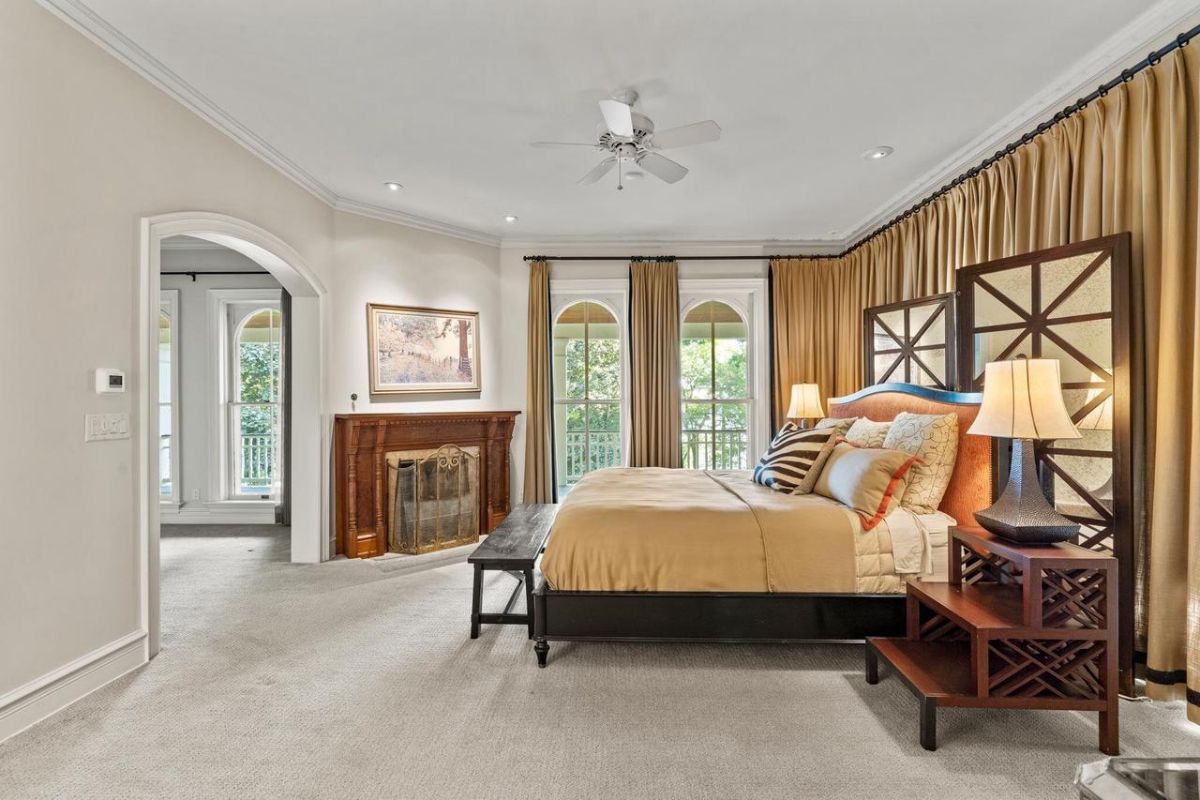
[367,304,481,394]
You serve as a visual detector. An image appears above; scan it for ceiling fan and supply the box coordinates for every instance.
[531,89,721,190]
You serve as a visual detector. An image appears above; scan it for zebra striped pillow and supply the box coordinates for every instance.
[752,424,839,494]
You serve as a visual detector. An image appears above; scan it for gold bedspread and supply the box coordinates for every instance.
[541,468,886,593]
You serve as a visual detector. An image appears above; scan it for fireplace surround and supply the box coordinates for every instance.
[333,412,518,558]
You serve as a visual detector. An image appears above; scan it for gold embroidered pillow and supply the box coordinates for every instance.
[845,418,892,448]
[881,412,959,514]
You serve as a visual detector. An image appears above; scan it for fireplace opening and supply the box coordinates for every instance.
[386,444,480,554]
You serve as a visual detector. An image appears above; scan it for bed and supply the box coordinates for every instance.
[531,384,992,666]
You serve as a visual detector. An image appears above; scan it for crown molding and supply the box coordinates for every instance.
[499,237,842,253]
[840,0,1200,244]
[331,199,501,247]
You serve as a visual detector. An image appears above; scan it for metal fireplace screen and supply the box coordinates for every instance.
[386,444,480,554]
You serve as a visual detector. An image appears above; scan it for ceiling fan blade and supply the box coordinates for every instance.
[598,99,634,137]
[531,141,599,149]
[578,157,617,185]
[638,152,688,184]
[650,120,721,150]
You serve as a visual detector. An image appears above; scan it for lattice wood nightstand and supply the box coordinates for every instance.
[866,526,1119,753]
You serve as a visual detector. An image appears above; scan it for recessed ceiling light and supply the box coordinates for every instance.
[862,146,894,161]
[384,181,403,191]
[504,214,519,223]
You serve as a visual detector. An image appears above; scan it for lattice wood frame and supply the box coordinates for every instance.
[863,293,956,389]
[953,233,1135,693]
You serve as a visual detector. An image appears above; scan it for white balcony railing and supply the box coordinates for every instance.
[563,430,621,485]
[239,433,276,494]
[681,429,749,470]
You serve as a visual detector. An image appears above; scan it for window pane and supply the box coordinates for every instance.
[238,404,278,495]
[587,335,621,400]
[159,404,172,498]
[680,336,712,399]
[238,309,281,403]
[713,335,747,399]
[158,311,172,403]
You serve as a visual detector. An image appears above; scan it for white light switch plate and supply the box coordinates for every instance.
[85,412,130,442]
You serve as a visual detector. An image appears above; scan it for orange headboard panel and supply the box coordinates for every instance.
[827,383,992,527]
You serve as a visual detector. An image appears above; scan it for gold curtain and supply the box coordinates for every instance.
[629,259,682,467]
[772,46,1199,721]
[522,260,554,503]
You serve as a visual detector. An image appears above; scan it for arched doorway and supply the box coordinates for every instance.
[137,212,328,657]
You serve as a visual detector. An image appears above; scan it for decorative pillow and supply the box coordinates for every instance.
[752,424,839,494]
[814,416,857,436]
[845,418,892,448]
[881,412,960,514]
[814,443,922,529]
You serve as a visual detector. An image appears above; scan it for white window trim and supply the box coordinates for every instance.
[549,278,631,485]
[158,290,181,508]
[678,278,770,462]
[206,288,283,505]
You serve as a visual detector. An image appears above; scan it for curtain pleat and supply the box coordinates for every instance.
[629,260,681,467]
[770,47,1200,722]
[522,260,554,503]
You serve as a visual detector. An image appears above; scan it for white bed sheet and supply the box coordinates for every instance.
[881,508,956,579]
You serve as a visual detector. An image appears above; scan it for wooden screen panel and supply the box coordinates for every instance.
[863,293,956,389]
[954,233,1135,693]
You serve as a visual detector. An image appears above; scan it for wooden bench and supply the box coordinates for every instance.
[467,504,556,639]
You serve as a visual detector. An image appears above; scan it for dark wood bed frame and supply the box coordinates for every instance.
[532,384,990,667]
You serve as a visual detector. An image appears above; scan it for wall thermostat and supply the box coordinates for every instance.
[95,368,126,394]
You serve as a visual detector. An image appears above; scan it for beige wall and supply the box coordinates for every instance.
[0,0,503,713]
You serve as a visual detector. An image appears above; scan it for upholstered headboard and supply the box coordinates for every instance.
[827,383,992,527]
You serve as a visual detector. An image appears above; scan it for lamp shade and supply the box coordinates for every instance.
[968,358,1081,440]
[786,383,825,419]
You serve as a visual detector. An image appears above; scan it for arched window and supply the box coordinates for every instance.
[229,307,282,497]
[552,301,622,491]
[681,300,750,469]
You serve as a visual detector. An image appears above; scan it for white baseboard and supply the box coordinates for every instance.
[0,631,148,744]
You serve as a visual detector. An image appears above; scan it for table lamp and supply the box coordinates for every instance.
[786,383,825,429]
[967,357,1082,543]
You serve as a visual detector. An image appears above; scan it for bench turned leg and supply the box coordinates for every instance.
[865,643,879,685]
[523,568,535,640]
[534,637,549,668]
[920,697,937,751]
[470,564,483,639]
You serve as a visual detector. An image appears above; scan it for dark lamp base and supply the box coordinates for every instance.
[975,438,1080,544]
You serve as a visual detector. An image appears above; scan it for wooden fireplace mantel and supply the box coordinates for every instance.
[333,411,519,558]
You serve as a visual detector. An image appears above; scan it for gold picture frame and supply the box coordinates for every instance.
[367,303,481,394]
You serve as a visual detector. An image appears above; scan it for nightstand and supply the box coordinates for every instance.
[866,526,1119,754]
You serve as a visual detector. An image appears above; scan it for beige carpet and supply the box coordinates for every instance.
[2,525,1198,800]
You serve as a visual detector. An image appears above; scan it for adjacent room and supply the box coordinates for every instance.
[3,1,1200,798]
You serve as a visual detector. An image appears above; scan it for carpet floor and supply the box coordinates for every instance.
[2,525,1198,799]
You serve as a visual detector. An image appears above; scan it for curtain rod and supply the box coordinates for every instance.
[525,24,1199,266]
[162,270,267,281]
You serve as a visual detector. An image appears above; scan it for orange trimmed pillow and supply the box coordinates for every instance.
[813,443,923,530]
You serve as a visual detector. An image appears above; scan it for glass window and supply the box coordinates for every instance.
[158,303,176,500]
[229,307,282,498]
[552,301,622,493]
[681,301,750,469]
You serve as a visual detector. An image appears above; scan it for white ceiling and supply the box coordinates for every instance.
[56,0,1200,245]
